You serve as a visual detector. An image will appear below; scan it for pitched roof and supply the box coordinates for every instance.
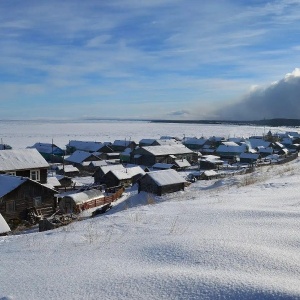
[0,149,49,171]
[141,144,194,156]
[68,140,104,152]
[99,164,125,175]
[28,143,64,155]
[65,150,97,164]
[0,174,27,198]
[145,169,186,186]
[109,166,145,180]
[174,159,191,168]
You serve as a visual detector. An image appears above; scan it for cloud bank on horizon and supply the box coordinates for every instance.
[212,68,300,121]
[1,0,300,120]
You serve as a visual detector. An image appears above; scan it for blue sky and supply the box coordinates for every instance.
[1,0,300,120]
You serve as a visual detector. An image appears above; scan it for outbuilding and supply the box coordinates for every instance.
[138,169,186,196]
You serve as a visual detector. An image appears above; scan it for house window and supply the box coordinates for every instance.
[6,200,16,213]
[30,170,40,181]
[6,171,16,176]
[33,196,42,207]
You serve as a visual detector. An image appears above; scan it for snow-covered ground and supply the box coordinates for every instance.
[1,120,300,299]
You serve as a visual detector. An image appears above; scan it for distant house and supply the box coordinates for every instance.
[248,138,271,149]
[138,169,186,196]
[173,159,191,170]
[183,137,208,150]
[131,144,197,166]
[66,140,111,154]
[0,143,12,150]
[257,146,274,157]
[200,155,224,170]
[0,213,11,235]
[215,142,247,160]
[0,174,56,224]
[139,139,160,147]
[56,165,80,177]
[0,148,49,184]
[239,153,260,164]
[27,142,64,161]
[102,166,145,188]
[64,150,101,168]
[93,164,125,184]
[112,140,137,152]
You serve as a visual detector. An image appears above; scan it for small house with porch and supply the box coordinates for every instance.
[64,150,101,168]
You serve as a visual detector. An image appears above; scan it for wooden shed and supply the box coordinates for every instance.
[138,169,186,196]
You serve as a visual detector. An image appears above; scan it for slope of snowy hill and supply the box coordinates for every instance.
[1,156,300,299]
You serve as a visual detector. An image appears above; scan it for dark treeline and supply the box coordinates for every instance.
[151,118,300,127]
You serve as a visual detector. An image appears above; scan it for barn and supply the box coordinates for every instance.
[138,169,186,196]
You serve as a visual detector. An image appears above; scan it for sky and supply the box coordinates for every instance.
[1,0,300,120]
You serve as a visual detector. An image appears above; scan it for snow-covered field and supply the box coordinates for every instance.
[1,120,300,299]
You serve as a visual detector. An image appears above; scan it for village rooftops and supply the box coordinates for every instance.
[0,148,49,172]
[109,166,145,180]
[145,169,186,186]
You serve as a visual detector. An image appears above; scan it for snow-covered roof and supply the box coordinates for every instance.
[0,149,49,172]
[65,150,97,164]
[174,159,191,168]
[0,213,10,234]
[113,140,133,147]
[146,169,186,186]
[27,143,63,154]
[139,139,157,145]
[57,165,79,172]
[45,176,61,189]
[67,140,103,152]
[0,174,27,198]
[221,141,240,147]
[99,164,125,175]
[141,144,194,156]
[203,170,218,177]
[109,166,145,180]
[89,161,108,167]
[183,137,207,145]
[64,189,104,205]
[248,138,271,148]
[216,144,247,153]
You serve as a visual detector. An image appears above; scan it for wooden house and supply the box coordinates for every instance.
[152,163,175,170]
[112,140,137,152]
[0,148,49,184]
[182,137,208,150]
[131,144,197,166]
[200,155,224,170]
[138,169,186,196]
[215,142,247,160]
[199,170,219,180]
[102,166,145,188]
[93,164,125,184]
[239,153,260,164]
[0,174,56,224]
